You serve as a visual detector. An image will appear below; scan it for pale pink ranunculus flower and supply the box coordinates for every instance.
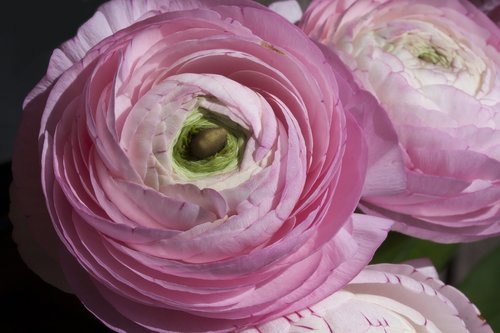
[244,261,493,333]
[301,0,500,243]
[10,0,400,331]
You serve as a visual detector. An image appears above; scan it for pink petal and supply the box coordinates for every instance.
[10,90,70,291]
[269,0,303,23]
[318,44,406,197]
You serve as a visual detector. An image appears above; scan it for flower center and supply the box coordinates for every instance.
[381,31,452,69]
[189,127,228,160]
[375,25,489,96]
[416,46,451,68]
[171,108,248,180]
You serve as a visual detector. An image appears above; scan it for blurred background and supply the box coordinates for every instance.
[1,2,117,331]
[0,0,498,332]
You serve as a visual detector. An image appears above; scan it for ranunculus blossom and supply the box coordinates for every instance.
[10,0,400,331]
[301,0,500,242]
[244,261,493,332]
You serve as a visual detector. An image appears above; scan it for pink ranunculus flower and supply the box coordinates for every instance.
[10,0,400,331]
[301,0,500,243]
[244,261,493,333]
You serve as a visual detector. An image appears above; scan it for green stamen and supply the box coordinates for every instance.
[417,47,451,67]
[189,127,228,160]
[171,108,248,180]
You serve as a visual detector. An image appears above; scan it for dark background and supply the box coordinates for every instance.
[1,1,112,331]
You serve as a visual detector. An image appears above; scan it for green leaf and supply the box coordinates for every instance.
[458,245,500,332]
[370,232,458,271]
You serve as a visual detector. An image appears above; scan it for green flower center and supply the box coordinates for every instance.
[171,108,248,180]
[189,127,228,160]
[381,31,452,69]
[416,46,451,68]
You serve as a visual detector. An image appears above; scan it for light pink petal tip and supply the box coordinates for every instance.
[269,0,303,23]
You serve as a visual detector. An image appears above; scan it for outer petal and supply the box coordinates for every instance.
[24,0,264,107]
[9,90,70,291]
[268,0,303,23]
[317,43,406,197]
[59,214,392,332]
